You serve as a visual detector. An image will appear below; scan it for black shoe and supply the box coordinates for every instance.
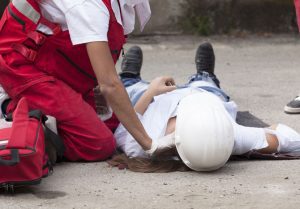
[284,96,300,114]
[195,42,215,74]
[119,46,143,78]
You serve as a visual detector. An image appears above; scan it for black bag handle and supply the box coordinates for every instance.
[0,149,20,166]
[5,109,43,122]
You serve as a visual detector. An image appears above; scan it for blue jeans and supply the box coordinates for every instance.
[121,72,230,105]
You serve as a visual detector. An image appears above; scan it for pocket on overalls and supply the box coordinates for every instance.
[3,51,32,67]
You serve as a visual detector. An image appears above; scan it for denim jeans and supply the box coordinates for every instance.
[121,72,230,105]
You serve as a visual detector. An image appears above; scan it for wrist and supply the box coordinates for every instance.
[145,88,157,97]
[145,140,157,155]
[142,137,153,150]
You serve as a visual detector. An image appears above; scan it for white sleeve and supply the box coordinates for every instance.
[64,0,110,45]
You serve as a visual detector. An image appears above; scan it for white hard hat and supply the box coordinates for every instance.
[175,92,234,172]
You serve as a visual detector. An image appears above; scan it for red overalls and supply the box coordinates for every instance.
[0,0,126,161]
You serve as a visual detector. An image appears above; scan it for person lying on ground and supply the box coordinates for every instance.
[108,43,300,172]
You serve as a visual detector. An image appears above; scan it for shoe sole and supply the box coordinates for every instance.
[284,106,300,114]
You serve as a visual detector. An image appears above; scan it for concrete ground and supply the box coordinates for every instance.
[1,35,300,209]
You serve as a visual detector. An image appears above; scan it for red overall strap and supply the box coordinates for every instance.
[10,0,41,24]
[102,0,126,62]
[11,43,38,62]
[9,0,61,35]
[295,0,300,32]
[27,31,47,45]
[7,0,61,62]
[102,0,118,22]
[39,16,62,35]
[7,98,30,149]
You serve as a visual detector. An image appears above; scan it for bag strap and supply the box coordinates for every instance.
[7,98,30,149]
[0,149,19,166]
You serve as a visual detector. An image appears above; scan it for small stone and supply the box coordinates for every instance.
[284,177,289,180]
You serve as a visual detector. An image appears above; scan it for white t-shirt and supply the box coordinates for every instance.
[37,0,151,45]
[114,87,239,158]
[38,0,116,45]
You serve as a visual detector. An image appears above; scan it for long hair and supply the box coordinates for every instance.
[107,154,190,173]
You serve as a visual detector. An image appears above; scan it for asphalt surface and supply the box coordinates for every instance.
[1,35,300,209]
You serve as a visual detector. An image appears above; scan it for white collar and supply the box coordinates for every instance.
[111,0,151,35]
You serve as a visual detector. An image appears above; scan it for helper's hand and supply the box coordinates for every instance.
[145,132,176,157]
[148,76,176,96]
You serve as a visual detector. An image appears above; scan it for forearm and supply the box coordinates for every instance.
[134,76,176,115]
[101,81,152,149]
[134,90,155,115]
[86,42,152,150]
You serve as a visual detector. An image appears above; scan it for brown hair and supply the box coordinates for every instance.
[107,154,190,173]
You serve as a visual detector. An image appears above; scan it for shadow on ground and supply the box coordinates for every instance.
[236,111,269,128]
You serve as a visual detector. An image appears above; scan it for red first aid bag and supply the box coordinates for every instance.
[0,98,52,191]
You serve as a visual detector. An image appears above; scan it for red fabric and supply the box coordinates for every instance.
[295,0,300,32]
[0,98,46,185]
[104,113,120,133]
[0,0,125,161]
[6,80,117,161]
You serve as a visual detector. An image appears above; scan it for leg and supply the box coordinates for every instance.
[265,124,300,153]
[8,80,116,161]
[232,122,300,155]
[188,42,230,102]
[193,42,220,88]
[119,46,143,88]
[232,122,269,155]
[119,46,150,105]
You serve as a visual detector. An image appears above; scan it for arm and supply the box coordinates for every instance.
[134,76,176,115]
[86,42,151,150]
[134,90,154,115]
